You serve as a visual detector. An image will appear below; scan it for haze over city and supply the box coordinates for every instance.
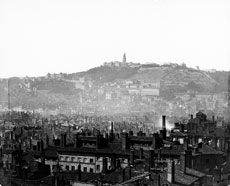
[0,0,230,78]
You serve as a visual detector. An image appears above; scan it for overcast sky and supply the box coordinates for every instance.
[0,0,229,78]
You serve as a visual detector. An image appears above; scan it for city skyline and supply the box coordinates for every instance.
[0,0,230,78]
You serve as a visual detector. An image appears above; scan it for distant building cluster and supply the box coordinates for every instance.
[104,53,141,68]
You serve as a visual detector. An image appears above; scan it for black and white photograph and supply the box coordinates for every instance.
[0,0,230,185]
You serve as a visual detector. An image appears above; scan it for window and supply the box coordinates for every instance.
[71,166,75,171]
[59,156,64,161]
[65,156,70,162]
[96,165,100,171]
[77,157,81,162]
[66,165,69,171]
[71,157,75,162]
[83,158,87,163]
[90,168,93,173]
[90,158,93,163]
[83,167,87,172]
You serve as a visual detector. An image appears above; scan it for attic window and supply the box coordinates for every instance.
[83,158,87,163]
[59,156,64,161]
[65,156,70,161]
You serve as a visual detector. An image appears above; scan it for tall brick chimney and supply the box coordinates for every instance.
[96,134,102,149]
[109,121,114,142]
[191,115,193,120]
[130,150,134,165]
[41,151,45,164]
[162,115,166,130]
[139,148,143,159]
[102,157,108,173]
[149,149,155,169]
[128,163,132,180]
[152,133,160,149]
[185,150,192,168]
[180,150,192,173]
[153,174,161,186]
[167,160,175,183]
[60,133,67,147]
[116,159,121,169]
[121,132,129,150]
[183,137,188,150]
[78,164,81,181]
[74,133,80,148]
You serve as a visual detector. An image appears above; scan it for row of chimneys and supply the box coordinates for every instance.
[52,116,168,150]
[190,114,216,122]
[148,149,193,184]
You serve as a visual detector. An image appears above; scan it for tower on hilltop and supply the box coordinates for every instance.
[122,53,126,63]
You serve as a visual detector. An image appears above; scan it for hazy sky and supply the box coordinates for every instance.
[0,0,229,78]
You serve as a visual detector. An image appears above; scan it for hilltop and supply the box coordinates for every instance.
[0,62,228,113]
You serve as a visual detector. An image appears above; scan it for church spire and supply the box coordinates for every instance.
[122,53,126,63]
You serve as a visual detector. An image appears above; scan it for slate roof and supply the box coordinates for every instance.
[193,144,224,155]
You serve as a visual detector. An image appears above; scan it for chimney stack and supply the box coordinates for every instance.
[111,121,114,132]
[212,137,217,149]
[129,130,133,136]
[116,159,121,169]
[213,168,221,183]
[160,129,166,140]
[153,174,161,186]
[180,152,186,173]
[162,115,166,130]
[167,160,175,183]
[78,164,81,181]
[181,150,192,173]
[111,156,116,170]
[190,115,193,120]
[122,168,125,182]
[183,137,188,150]
[149,149,155,169]
[139,148,143,159]
[109,121,114,142]
[96,134,102,149]
[41,152,45,164]
[121,132,129,150]
[74,133,80,148]
[157,148,162,160]
[37,140,43,152]
[45,135,49,149]
[180,124,184,133]
[128,164,132,180]
[130,150,134,165]
[212,115,215,122]
[152,133,160,149]
[185,150,192,169]
[102,157,108,173]
[60,133,67,147]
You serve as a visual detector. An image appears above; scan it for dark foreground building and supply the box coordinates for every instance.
[0,113,230,186]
